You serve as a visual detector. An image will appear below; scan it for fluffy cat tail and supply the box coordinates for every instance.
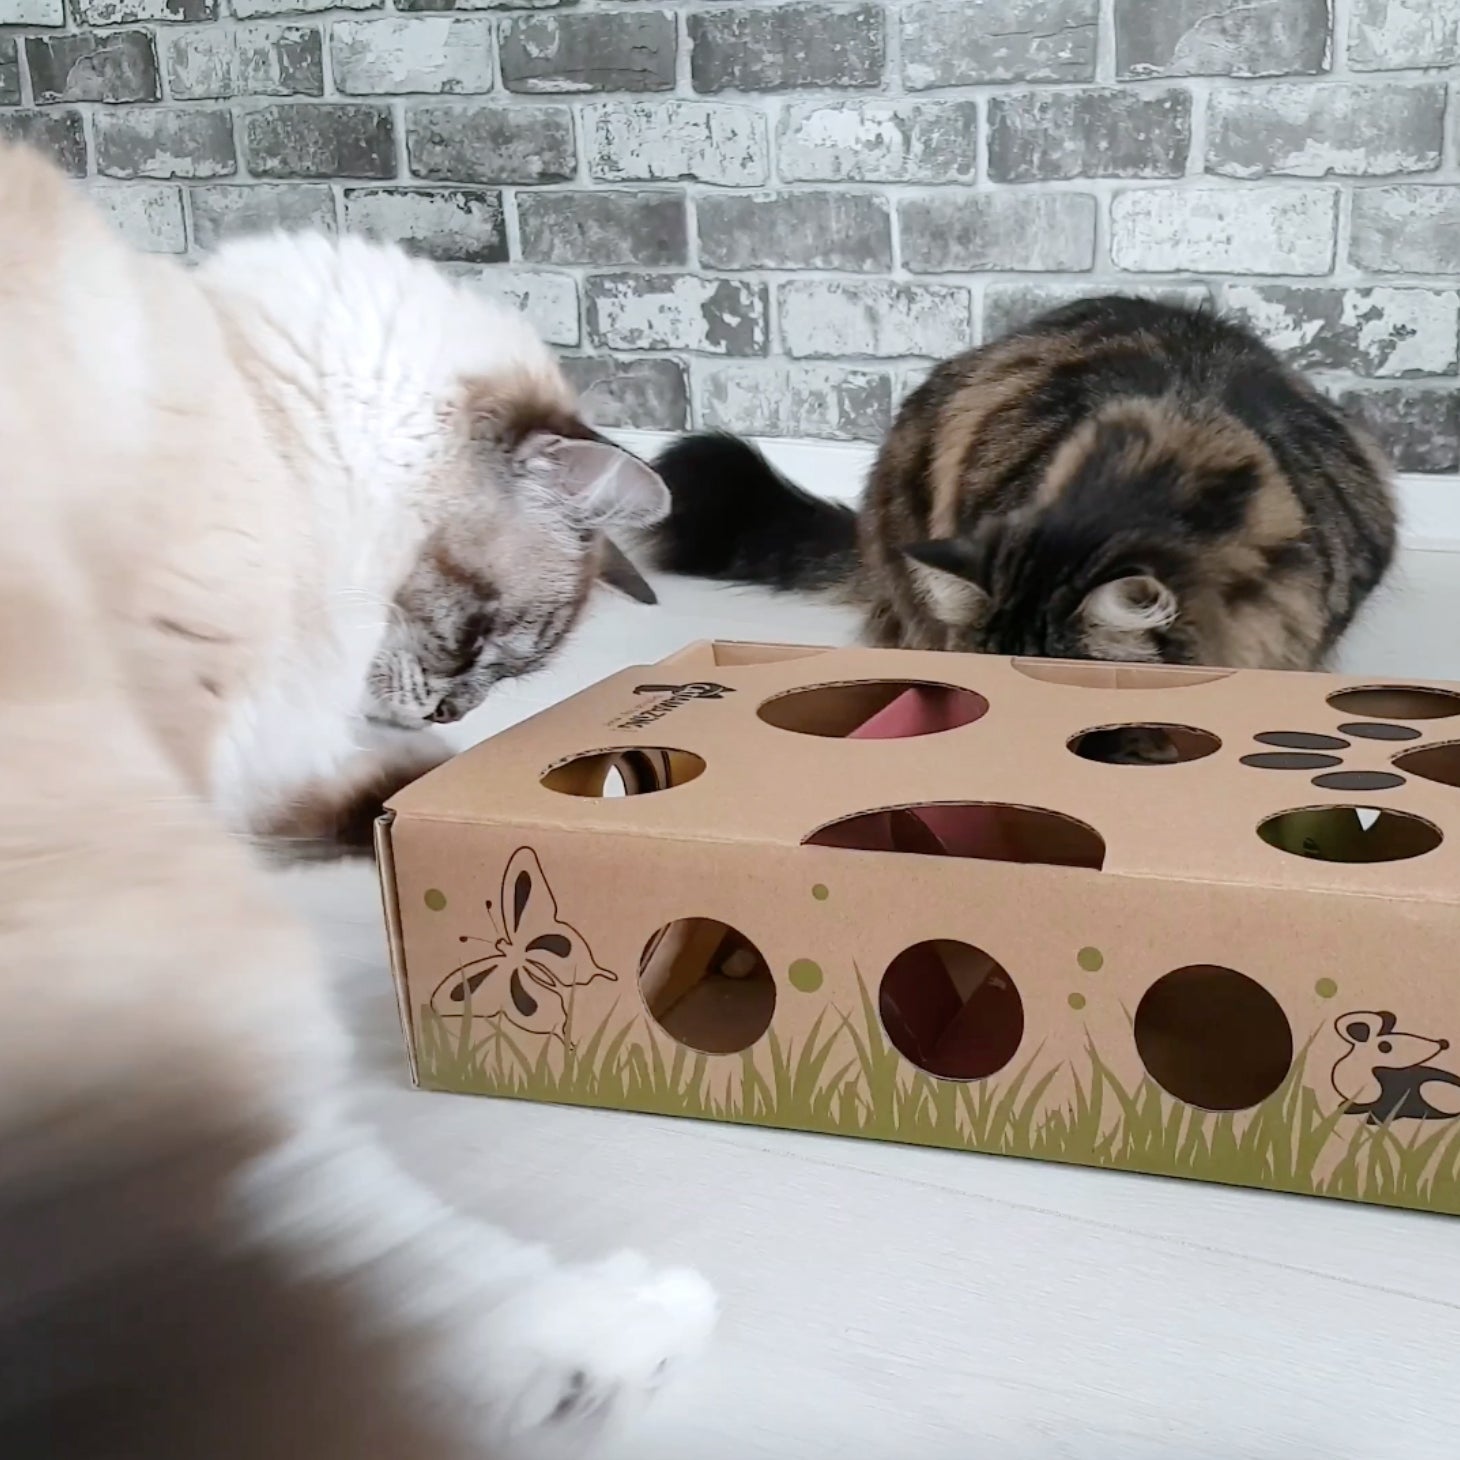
[649,433,860,596]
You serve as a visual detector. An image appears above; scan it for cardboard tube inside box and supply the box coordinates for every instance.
[542,747,689,798]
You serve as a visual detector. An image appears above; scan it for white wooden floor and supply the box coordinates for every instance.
[275,551,1460,1460]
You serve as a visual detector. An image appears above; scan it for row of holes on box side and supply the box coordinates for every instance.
[539,682,1460,867]
[638,918,1295,1115]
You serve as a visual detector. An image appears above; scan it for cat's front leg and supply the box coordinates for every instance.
[234,1113,717,1454]
[252,722,452,858]
[461,1250,717,1445]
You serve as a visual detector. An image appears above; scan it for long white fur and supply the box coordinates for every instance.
[198,232,542,827]
[0,144,714,1459]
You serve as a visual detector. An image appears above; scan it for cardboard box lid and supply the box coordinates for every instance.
[387,641,1460,905]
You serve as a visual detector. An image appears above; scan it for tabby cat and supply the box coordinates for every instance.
[652,296,1396,675]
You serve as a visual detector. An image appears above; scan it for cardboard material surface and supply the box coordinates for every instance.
[380,641,1460,1217]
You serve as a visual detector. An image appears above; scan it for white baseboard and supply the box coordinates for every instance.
[611,428,1460,554]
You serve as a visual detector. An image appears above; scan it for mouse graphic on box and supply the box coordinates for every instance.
[1332,1010,1460,1123]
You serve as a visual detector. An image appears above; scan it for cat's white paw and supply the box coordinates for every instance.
[471,1251,717,1448]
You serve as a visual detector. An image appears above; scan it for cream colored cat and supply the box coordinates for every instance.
[0,143,715,1460]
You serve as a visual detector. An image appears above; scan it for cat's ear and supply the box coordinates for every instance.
[597,536,658,605]
[1080,574,1178,635]
[903,540,987,626]
[528,436,671,531]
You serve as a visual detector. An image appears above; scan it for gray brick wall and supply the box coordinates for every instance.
[2,0,1459,468]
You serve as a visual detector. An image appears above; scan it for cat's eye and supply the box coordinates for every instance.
[447,616,492,675]
[457,635,487,673]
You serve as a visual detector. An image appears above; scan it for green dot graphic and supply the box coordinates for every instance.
[789,959,824,993]
[1077,946,1104,973]
[812,884,830,902]
[1068,992,1087,1011]
[1315,977,1338,999]
[424,888,447,912]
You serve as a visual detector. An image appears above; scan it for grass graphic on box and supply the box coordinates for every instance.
[416,970,1460,1216]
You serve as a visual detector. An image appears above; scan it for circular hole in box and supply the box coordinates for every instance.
[757,681,987,739]
[1011,659,1233,690]
[1393,740,1460,790]
[638,918,775,1055]
[1258,806,1441,864]
[541,747,706,798]
[804,803,1105,869]
[1069,723,1220,766]
[878,940,1023,1081]
[1326,685,1460,721]
[1135,965,1293,1112]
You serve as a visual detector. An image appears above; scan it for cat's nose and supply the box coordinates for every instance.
[427,698,462,724]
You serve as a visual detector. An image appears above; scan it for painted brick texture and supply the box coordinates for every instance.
[0,0,1455,465]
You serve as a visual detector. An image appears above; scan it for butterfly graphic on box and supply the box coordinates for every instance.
[429,847,616,1045]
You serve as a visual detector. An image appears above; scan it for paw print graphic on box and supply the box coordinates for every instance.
[1236,684,1460,793]
[379,644,1460,1218]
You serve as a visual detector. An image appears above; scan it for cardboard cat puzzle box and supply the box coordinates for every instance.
[377,641,1460,1218]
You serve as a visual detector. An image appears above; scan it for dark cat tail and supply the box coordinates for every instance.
[649,432,860,595]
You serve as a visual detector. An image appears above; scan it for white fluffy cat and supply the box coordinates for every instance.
[0,142,715,1459]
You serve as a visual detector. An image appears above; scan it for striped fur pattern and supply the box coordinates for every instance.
[654,296,1398,673]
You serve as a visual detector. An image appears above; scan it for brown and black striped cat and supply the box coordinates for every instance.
[651,296,1397,675]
